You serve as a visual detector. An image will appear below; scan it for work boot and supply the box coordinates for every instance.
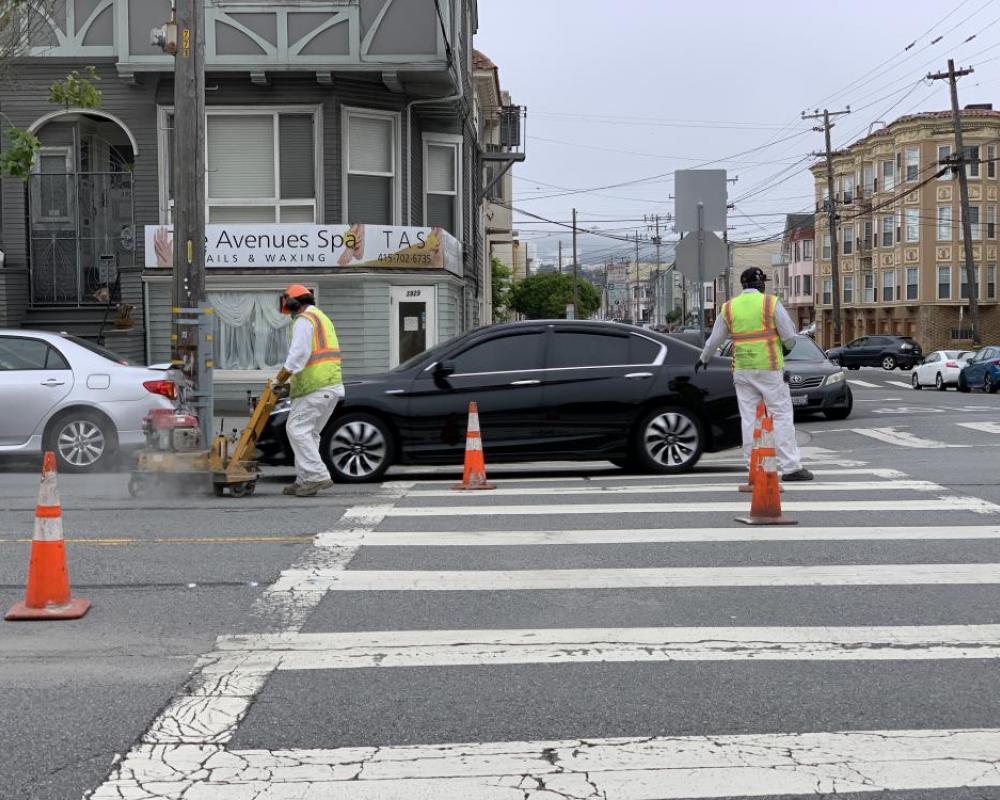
[282,483,299,496]
[782,468,814,482]
[294,478,334,497]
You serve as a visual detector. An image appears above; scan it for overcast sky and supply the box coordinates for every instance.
[474,0,1000,265]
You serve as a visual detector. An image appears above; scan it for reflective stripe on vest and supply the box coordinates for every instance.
[722,292,783,371]
[290,307,342,397]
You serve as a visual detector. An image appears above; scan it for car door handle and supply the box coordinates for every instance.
[40,379,66,387]
[384,389,405,395]
[510,379,540,386]
[624,372,653,379]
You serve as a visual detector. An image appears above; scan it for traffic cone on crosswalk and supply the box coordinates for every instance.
[453,402,495,491]
[5,452,90,620]
[738,403,768,494]
[735,417,797,526]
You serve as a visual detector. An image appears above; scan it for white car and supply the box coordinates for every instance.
[0,330,174,471]
[911,349,975,391]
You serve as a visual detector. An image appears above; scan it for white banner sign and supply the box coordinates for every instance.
[144,224,461,273]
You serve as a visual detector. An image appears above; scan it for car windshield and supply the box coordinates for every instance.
[61,334,129,365]
[784,335,826,361]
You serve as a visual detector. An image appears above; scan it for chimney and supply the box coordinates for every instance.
[964,103,994,111]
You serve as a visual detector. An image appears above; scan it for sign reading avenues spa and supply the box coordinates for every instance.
[144,224,461,273]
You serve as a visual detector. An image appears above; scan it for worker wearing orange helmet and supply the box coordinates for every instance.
[275,284,344,496]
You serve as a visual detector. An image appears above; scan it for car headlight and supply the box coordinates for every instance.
[824,371,846,386]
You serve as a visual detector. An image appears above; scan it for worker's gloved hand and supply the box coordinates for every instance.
[694,359,706,374]
[782,342,793,357]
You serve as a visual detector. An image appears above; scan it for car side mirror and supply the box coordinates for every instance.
[433,360,455,383]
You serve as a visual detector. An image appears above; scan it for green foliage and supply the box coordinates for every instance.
[48,65,102,109]
[666,309,682,324]
[509,272,602,320]
[0,126,39,180]
[490,257,513,321]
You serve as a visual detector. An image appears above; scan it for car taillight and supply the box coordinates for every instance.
[143,379,176,400]
[945,361,959,368]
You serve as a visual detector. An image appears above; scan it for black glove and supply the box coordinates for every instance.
[694,359,706,374]
[782,342,793,357]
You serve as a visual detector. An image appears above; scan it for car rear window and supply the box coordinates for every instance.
[61,335,130,365]
[784,336,826,361]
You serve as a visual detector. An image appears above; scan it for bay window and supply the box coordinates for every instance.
[905,208,919,242]
[344,107,400,225]
[882,159,895,192]
[960,268,976,300]
[906,267,919,301]
[905,146,919,182]
[843,275,854,303]
[965,205,981,240]
[937,145,952,178]
[822,278,832,305]
[989,145,997,179]
[423,133,462,235]
[989,264,997,299]
[938,265,951,299]
[881,215,893,248]
[989,205,996,239]
[964,144,980,178]
[937,206,952,240]
[863,272,875,303]
[882,270,895,303]
[822,234,831,259]
[842,225,854,255]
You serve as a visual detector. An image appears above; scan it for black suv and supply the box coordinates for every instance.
[825,335,923,371]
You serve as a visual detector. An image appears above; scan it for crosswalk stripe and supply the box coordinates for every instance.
[406,479,942,498]
[356,524,1000,547]
[384,496,999,516]
[847,379,881,387]
[851,427,971,448]
[272,562,1000,593]
[215,624,1000,668]
[96,729,1000,799]
[886,379,913,388]
[958,421,1000,434]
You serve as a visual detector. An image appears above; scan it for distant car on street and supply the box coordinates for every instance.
[256,320,743,481]
[912,350,975,391]
[958,345,1000,393]
[0,330,174,472]
[825,334,923,371]
[721,334,851,421]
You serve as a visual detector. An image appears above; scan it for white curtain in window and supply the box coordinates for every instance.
[208,292,291,370]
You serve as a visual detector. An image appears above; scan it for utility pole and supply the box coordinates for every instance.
[161,0,211,444]
[557,239,562,274]
[803,107,850,348]
[571,208,578,318]
[634,230,641,324]
[928,59,980,345]
[646,213,665,325]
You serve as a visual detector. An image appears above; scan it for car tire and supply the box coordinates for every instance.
[912,372,922,390]
[321,413,393,483]
[634,406,704,474]
[881,355,897,370]
[44,410,117,473]
[986,373,997,394]
[824,388,854,421]
[958,374,971,393]
[935,373,946,391]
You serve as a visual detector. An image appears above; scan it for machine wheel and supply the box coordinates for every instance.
[881,355,897,370]
[323,413,393,483]
[230,481,255,498]
[912,372,922,390]
[634,406,704,474]
[935,373,946,391]
[45,410,117,473]
[212,483,226,497]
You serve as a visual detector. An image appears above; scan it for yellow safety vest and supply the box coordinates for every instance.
[722,292,783,371]
[289,306,342,398]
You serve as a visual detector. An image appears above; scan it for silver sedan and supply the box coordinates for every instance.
[0,330,174,471]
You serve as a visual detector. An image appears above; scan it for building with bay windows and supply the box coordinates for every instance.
[0,0,523,408]
[810,107,1000,350]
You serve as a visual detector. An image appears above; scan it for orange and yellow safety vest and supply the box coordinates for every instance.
[722,292,783,371]
[289,306,342,397]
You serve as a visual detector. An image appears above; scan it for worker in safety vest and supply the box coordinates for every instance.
[275,284,344,496]
[696,267,813,482]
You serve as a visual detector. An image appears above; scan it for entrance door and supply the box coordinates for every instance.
[390,286,437,368]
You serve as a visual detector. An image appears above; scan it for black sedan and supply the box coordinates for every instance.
[720,335,852,421]
[824,334,922,371]
[257,320,742,482]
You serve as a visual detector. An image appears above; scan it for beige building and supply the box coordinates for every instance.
[810,108,1000,350]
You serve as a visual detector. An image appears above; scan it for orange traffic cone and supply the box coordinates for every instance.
[738,402,767,494]
[5,452,91,620]
[735,417,797,526]
[453,402,495,490]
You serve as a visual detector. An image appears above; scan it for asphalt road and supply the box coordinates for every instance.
[2,366,1000,799]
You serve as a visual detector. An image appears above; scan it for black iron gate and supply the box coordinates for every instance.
[28,172,135,305]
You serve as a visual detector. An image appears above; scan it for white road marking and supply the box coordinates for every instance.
[93,728,1000,799]
[360,524,1000,547]
[274,562,1000,593]
[215,625,1000,668]
[856,397,902,402]
[886,380,913,388]
[383,496,999,517]
[848,379,881,388]
[406,479,942,498]
[852,427,971,448]
[958,421,1000,434]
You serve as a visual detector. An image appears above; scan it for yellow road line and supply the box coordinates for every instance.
[0,534,315,546]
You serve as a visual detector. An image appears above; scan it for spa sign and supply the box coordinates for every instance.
[144,224,461,273]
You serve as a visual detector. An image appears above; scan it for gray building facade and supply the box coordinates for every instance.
[1,0,493,407]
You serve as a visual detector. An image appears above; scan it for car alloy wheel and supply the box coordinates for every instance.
[882,355,897,370]
[47,412,116,473]
[325,415,391,482]
[639,407,703,473]
[987,373,996,394]
[936,373,945,391]
[911,372,921,390]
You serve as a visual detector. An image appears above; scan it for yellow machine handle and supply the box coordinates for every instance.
[224,379,285,482]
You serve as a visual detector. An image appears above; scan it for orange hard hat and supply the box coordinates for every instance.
[279,284,314,314]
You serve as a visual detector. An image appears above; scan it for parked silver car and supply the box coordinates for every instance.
[0,330,174,471]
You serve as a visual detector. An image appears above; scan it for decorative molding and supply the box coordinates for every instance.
[382,70,404,93]
[970,185,983,201]
[905,190,919,204]
[881,254,894,267]
[316,71,333,85]
[937,186,953,202]
[250,71,269,85]
[937,247,951,261]
[27,108,141,156]
[905,248,919,262]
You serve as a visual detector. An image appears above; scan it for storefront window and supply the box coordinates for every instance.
[207,291,292,371]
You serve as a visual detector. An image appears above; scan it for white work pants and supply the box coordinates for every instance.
[733,370,802,475]
[287,385,344,484]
